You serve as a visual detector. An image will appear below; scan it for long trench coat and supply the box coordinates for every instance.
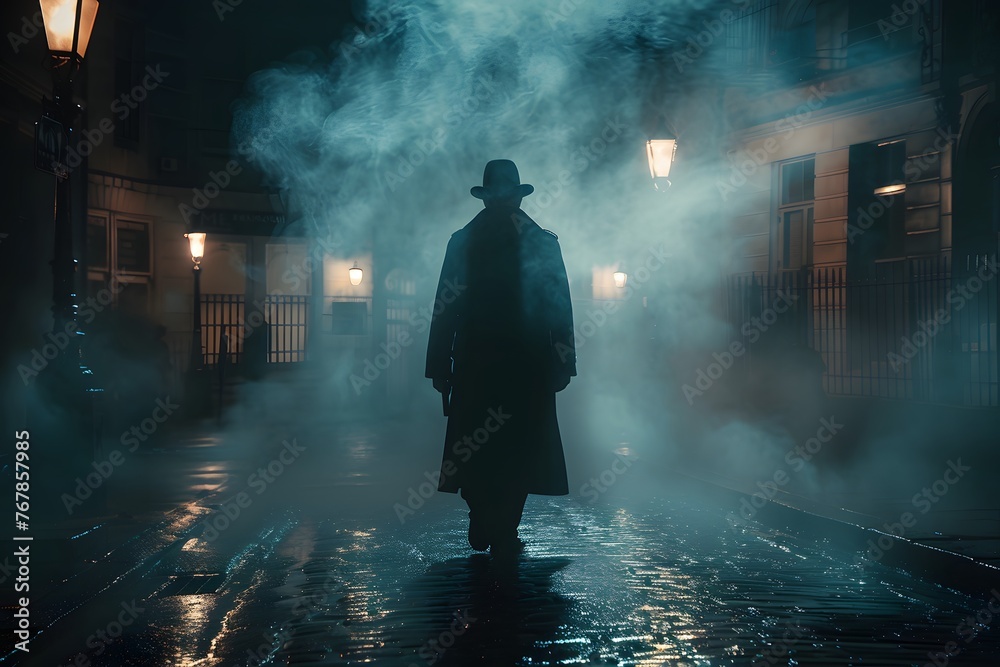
[425,205,576,495]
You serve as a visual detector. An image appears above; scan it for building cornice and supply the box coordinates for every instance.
[728,85,942,145]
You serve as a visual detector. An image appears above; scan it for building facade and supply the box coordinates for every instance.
[718,0,999,406]
[1,0,383,422]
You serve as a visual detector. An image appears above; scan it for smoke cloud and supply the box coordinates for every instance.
[223,0,992,523]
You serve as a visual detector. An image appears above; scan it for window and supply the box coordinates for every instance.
[846,139,908,272]
[776,157,815,271]
[726,1,777,72]
[772,1,817,80]
[201,77,244,153]
[846,0,914,67]
[114,218,152,275]
[86,212,153,317]
[872,141,907,259]
[781,157,815,204]
[845,140,910,373]
[330,301,368,335]
[873,140,906,194]
[725,1,816,79]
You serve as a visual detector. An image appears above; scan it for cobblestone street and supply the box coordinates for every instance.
[13,421,1000,666]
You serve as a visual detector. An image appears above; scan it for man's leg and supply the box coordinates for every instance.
[490,487,528,552]
[460,486,491,551]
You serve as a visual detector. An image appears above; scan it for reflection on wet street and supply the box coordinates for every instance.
[249,498,1000,666]
[20,423,1000,666]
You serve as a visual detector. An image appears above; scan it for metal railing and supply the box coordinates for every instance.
[266,295,309,363]
[201,294,245,367]
[200,294,309,368]
[726,255,998,407]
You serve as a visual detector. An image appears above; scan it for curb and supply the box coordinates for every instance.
[668,469,1000,598]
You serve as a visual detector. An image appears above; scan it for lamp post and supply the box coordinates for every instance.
[646,117,678,192]
[39,0,99,362]
[34,0,101,519]
[613,270,628,289]
[186,232,206,372]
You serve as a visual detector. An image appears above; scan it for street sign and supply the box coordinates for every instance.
[35,114,67,178]
[193,209,294,236]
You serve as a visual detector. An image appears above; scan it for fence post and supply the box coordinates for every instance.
[218,331,228,421]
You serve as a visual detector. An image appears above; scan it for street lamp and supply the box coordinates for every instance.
[349,263,364,286]
[187,232,206,264]
[186,232,206,371]
[33,0,102,512]
[646,118,678,192]
[40,0,99,345]
[613,270,628,288]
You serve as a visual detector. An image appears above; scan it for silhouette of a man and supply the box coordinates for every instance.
[426,159,576,555]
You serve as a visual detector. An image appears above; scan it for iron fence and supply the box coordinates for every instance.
[201,294,245,367]
[726,255,998,407]
[200,294,309,368]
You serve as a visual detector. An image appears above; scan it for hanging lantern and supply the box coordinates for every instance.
[39,0,100,60]
[647,117,678,192]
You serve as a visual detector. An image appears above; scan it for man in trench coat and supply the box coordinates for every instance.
[426,159,576,555]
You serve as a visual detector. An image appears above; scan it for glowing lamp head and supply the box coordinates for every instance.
[646,137,677,191]
[613,271,628,288]
[349,264,364,286]
[185,232,206,265]
[39,0,100,60]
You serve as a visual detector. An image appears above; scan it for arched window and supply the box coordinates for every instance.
[725,0,816,80]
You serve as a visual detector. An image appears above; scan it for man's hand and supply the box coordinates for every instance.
[432,376,451,394]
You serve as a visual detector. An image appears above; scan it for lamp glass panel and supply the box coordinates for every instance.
[646,139,676,180]
[186,233,206,261]
[76,0,99,57]
[39,0,99,57]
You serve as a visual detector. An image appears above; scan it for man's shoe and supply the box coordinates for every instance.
[489,536,524,557]
[468,514,490,551]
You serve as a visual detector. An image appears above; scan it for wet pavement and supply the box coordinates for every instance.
[8,419,1000,666]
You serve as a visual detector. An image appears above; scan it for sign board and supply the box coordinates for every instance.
[193,210,294,237]
[35,114,67,178]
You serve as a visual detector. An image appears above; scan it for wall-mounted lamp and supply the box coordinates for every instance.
[348,263,363,286]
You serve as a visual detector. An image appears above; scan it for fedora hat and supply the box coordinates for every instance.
[470,159,534,200]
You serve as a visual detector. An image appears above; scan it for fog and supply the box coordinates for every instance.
[222,0,992,521]
[8,2,1000,663]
